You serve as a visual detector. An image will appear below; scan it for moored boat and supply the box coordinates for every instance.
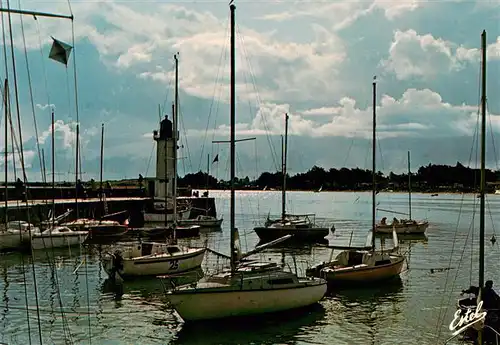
[31,226,87,250]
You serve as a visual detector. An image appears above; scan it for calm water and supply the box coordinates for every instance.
[1,191,500,345]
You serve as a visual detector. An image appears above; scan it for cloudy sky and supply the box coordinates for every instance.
[1,0,499,182]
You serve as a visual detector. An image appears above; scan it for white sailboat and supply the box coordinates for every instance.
[101,54,205,280]
[31,108,87,250]
[375,151,429,234]
[164,5,327,322]
[31,226,87,250]
[0,80,36,251]
[306,77,405,285]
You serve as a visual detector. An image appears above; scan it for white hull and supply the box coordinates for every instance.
[0,231,23,251]
[102,246,205,278]
[375,221,428,234]
[167,280,326,321]
[31,233,86,250]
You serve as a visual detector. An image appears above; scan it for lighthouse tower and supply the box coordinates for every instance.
[153,115,176,200]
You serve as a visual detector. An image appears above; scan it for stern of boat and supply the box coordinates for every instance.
[101,251,125,280]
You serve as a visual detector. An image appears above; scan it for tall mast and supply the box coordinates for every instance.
[207,153,210,193]
[51,108,55,228]
[99,123,104,209]
[75,123,79,219]
[408,150,412,220]
[229,3,236,273]
[281,113,288,220]
[3,79,8,228]
[478,32,486,345]
[173,53,179,236]
[371,77,377,250]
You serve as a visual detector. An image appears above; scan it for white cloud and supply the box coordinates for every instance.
[372,0,425,20]
[382,29,500,80]
[38,119,77,149]
[0,150,36,171]
[188,88,500,140]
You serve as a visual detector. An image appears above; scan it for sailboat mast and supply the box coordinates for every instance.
[51,108,55,228]
[371,77,377,250]
[408,151,411,220]
[230,3,236,273]
[75,123,79,219]
[3,79,7,227]
[281,113,288,220]
[99,123,104,206]
[173,53,179,234]
[479,29,486,298]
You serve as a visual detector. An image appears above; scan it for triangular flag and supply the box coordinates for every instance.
[49,37,73,66]
[212,154,219,164]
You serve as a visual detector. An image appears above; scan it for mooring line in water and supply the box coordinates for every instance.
[72,258,86,275]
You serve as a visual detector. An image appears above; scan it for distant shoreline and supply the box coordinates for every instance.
[194,188,496,195]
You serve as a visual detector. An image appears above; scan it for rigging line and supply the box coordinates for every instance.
[144,142,155,177]
[41,110,74,343]
[486,100,500,171]
[435,59,483,340]
[35,16,51,185]
[209,50,228,155]
[237,24,279,172]
[70,15,83,223]
[160,63,175,116]
[18,0,44,183]
[198,17,229,172]
[0,0,8,86]
[6,93,32,345]
[20,7,73,341]
[5,0,43,342]
[177,95,193,173]
[342,137,355,167]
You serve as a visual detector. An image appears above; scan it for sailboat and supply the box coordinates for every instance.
[254,113,332,243]
[164,4,327,322]
[445,30,500,344]
[178,154,223,229]
[101,54,205,280]
[0,79,35,251]
[31,108,87,250]
[65,124,128,240]
[306,77,405,285]
[375,150,429,234]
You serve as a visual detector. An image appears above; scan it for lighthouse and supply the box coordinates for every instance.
[153,114,177,200]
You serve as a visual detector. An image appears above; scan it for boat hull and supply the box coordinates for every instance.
[254,226,330,242]
[166,281,327,321]
[374,221,428,234]
[31,233,87,250]
[0,232,23,251]
[315,256,405,284]
[102,248,206,278]
[178,218,223,228]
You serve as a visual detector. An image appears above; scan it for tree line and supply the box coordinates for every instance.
[177,162,500,193]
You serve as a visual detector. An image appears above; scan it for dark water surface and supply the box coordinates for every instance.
[1,191,499,345]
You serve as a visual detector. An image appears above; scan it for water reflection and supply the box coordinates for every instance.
[172,303,327,345]
[101,268,204,303]
[374,232,429,245]
[323,279,404,344]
